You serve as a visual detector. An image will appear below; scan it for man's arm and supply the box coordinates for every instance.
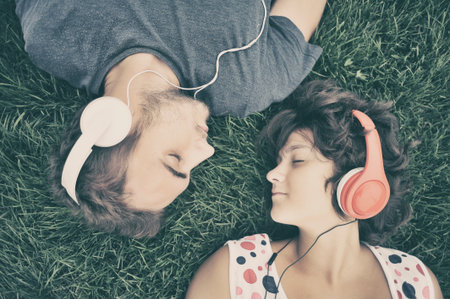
[270,0,327,42]
[186,245,230,299]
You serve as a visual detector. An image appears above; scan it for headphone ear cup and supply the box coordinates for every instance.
[337,166,390,219]
[336,167,364,215]
[80,96,132,147]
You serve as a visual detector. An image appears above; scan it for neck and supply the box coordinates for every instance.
[285,220,361,284]
[103,53,180,112]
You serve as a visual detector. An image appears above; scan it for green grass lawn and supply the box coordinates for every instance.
[1,0,448,297]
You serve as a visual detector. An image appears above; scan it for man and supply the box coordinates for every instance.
[15,0,326,237]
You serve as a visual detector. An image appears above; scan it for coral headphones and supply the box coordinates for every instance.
[336,110,390,219]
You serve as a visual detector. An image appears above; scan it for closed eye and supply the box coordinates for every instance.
[165,154,187,179]
[162,161,187,179]
[169,153,181,161]
[292,160,304,164]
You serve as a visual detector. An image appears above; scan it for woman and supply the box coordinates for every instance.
[186,80,443,298]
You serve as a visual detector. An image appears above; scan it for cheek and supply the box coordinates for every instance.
[288,171,321,197]
[286,169,331,207]
[162,179,189,202]
[146,180,189,211]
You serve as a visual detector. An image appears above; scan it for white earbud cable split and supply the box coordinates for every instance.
[126,0,267,107]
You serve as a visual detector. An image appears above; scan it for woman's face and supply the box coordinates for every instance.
[266,130,337,227]
[124,100,214,211]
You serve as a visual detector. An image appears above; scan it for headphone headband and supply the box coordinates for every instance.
[61,133,94,204]
[352,110,384,173]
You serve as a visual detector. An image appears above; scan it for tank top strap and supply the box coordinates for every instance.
[366,244,435,299]
[227,234,287,298]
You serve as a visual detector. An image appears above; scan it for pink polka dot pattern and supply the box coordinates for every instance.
[368,245,434,299]
[244,269,257,284]
[241,241,256,251]
[416,263,425,276]
[227,234,287,298]
[422,286,430,299]
[227,234,434,299]
[251,292,262,299]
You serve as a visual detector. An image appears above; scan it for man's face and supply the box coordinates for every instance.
[124,99,214,211]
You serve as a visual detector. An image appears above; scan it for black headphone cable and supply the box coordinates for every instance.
[263,219,357,299]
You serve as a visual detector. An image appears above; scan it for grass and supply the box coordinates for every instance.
[1,0,449,297]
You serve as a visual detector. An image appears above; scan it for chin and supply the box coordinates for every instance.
[270,208,287,224]
[271,207,302,227]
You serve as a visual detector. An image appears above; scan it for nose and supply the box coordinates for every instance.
[266,165,284,183]
[187,140,215,169]
[203,142,215,159]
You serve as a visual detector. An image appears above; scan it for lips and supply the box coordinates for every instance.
[196,124,209,139]
[199,124,209,133]
[272,192,287,198]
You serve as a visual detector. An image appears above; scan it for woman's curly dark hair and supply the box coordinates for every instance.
[258,80,411,245]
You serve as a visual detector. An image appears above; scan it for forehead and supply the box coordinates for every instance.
[279,130,333,164]
[282,130,314,149]
[277,130,323,159]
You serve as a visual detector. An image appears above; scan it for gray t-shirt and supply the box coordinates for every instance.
[15,0,322,117]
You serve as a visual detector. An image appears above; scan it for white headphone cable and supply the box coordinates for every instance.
[126,0,268,107]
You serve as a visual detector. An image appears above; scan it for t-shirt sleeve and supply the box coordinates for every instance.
[264,15,322,100]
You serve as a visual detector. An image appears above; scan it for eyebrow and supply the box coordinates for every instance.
[162,162,188,179]
[287,145,310,152]
[278,144,311,161]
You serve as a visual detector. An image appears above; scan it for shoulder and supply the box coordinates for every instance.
[186,234,273,299]
[367,245,443,299]
[424,265,444,299]
[226,233,273,270]
[186,245,230,299]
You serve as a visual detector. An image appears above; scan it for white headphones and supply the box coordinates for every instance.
[61,0,268,204]
[61,97,132,204]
